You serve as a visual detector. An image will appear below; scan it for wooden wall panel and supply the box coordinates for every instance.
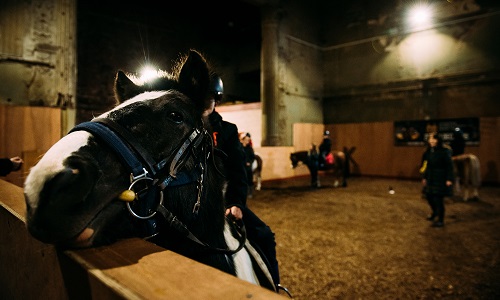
[219,104,499,184]
[254,146,301,180]
[329,118,500,183]
[292,123,324,152]
[0,105,62,186]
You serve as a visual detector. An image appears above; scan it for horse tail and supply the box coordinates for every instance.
[469,154,481,187]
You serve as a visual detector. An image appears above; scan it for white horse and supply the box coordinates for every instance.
[452,154,481,201]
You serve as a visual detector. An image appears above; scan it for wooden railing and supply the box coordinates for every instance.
[0,180,285,299]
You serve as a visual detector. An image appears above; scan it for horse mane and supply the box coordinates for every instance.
[114,49,212,113]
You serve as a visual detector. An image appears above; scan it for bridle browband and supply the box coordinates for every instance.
[70,117,246,255]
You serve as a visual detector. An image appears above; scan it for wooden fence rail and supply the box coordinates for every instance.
[0,179,285,300]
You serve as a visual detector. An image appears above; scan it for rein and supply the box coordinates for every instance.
[70,118,246,255]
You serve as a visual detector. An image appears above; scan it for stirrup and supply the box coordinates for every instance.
[276,284,293,298]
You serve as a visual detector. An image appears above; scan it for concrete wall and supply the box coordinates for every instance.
[0,0,76,132]
[320,0,500,124]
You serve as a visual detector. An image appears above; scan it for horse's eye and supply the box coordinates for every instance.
[168,112,183,124]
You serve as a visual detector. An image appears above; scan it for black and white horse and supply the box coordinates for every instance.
[23,50,275,291]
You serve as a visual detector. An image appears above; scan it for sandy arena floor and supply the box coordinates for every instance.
[248,176,500,299]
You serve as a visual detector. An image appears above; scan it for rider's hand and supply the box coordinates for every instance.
[225,206,243,221]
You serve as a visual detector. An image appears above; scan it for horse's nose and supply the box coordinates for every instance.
[25,157,101,244]
[45,167,85,200]
[45,154,102,206]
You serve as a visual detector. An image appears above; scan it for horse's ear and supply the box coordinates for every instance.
[176,50,210,110]
[114,70,141,103]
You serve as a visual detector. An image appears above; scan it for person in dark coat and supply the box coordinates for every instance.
[449,127,466,191]
[239,132,256,198]
[0,156,23,176]
[204,74,288,294]
[421,132,455,227]
[309,144,320,187]
[449,127,465,157]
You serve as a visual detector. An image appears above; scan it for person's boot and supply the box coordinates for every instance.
[431,220,444,227]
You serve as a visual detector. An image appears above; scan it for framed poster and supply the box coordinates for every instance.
[394,118,479,146]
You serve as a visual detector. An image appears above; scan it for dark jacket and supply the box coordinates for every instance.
[243,144,255,185]
[421,146,455,196]
[208,111,248,208]
[450,132,465,156]
[0,158,14,176]
[319,138,332,156]
[243,145,255,166]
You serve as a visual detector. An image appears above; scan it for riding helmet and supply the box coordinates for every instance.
[209,73,224,102]
[324,130,330,136]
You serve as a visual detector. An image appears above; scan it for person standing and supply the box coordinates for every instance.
[0,156,24,176]
[421,132,455,227]
[449,127,466,193]
[240,132,256,198]
[309,144,320,187]
[449,127,465,157]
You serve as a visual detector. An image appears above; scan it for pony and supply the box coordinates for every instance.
[290,148,347,188]
[23,50,276,292]
[252,153,263,191]
[452,154,481,201]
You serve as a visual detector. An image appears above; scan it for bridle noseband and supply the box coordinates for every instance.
[70,117,246,255]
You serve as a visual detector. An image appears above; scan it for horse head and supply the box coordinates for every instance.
[24,50,225,249]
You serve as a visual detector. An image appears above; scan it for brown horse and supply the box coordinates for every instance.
[452,154,481,201]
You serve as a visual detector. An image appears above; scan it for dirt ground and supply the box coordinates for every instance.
[248,175,500,300]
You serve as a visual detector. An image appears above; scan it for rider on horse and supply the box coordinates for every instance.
[319,130,332,169]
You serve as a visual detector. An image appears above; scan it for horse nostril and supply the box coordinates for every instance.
[42,168,84,203]
[42,155,101,206]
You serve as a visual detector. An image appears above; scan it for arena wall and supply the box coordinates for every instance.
[1,104,499,187]
[218,103,500,185]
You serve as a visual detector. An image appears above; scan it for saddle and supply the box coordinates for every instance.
[319,152,335,170]
[325,152,334,165]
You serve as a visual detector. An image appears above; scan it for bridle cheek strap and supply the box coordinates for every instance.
[159,128,206,189]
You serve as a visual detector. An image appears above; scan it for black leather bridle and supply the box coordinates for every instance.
[70,117,246,255]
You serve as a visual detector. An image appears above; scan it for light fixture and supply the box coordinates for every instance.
[406,2,433,30]
[139,66,159,83]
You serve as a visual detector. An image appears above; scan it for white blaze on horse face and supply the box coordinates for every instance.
[24,131,92,210]
[98,91,169,118]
